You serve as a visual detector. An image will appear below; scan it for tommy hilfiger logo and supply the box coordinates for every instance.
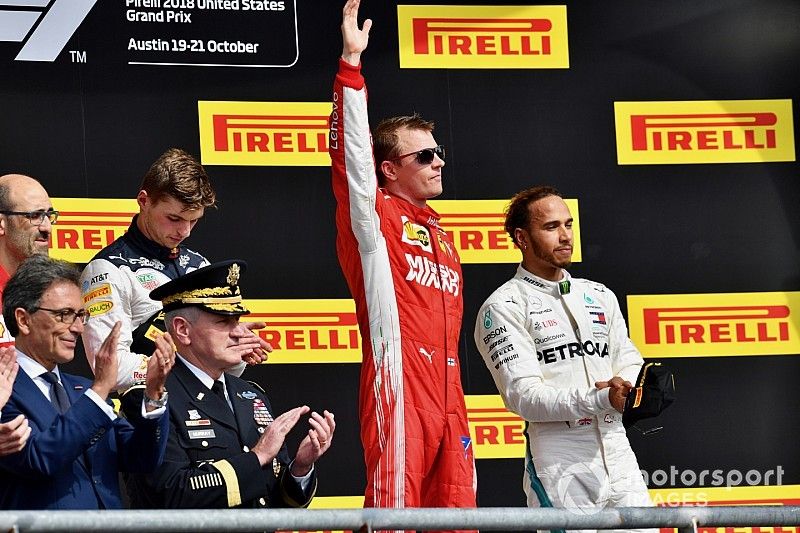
[0,0,96,62]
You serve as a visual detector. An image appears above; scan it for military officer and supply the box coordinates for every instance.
[122,260,335,508]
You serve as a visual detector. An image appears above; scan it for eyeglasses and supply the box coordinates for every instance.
[390,145,445,165]
[0,209,59,225]
[34,307,89,325]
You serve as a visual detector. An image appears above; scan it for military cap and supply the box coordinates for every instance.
[150,259,250,316]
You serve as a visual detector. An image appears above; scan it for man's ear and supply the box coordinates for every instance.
[0,214,8,237]
[14,308,31,336]
[514,228,527,250]
[136,190,149,210]
[380,160,398,183]
[172,316,193,346]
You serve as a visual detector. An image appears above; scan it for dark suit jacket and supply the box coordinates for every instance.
[0,368,169,509]
[122,359,317,508]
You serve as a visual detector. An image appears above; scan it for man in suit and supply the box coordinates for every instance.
[122,260,336,508]
[0,255,175,509]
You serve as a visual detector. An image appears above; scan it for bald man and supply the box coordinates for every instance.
[0,173,55,456]
[0,174,56,346]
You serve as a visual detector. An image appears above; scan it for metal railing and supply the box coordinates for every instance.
[1,506,799,532]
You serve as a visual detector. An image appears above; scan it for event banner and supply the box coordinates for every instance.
[47,198,581,266]
[49,198,138,264]
[627,292,800,358]
[614,99,796,165]
[397,5,569,69]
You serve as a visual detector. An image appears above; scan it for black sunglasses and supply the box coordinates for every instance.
[390,145,445,165]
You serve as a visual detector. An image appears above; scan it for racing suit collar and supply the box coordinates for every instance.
[382,188,442,226]
[514,264,570,297]
[127,214,183,260]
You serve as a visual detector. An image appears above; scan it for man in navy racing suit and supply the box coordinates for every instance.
[80,149,267,392]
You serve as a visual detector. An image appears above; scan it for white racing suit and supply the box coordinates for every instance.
[474,266,653,531]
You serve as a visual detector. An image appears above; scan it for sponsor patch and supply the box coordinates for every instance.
[86,300,113,316]
[590,311,607,325]
[83,283,112,303]
[401,216,433,253]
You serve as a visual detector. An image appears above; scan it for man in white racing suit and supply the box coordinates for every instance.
[474,186,652,528]
[81,149,266,391]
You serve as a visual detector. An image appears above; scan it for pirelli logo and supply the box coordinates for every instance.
[397,5,569,69]
[48,198,137,264]
[627,292,800,358]
[428,199,582,264]
[198,101,333,166]
[615,100,795,164]
[466,394,525,459]
[243,299,360,364]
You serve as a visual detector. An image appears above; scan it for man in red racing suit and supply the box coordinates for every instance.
[329,0,476,516]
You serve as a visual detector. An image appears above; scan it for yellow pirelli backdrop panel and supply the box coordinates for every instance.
[198,101,333,166]
[397,5,569,69]
[48,198,137,264]
[627,292,800,358]
[428,199,582,264]
[614,99,796,165]
[466,394,525,459]
[243,299,360,364]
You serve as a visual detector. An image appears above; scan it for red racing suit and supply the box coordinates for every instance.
[330,59,476,512]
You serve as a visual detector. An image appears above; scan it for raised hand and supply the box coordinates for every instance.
[240,321,271,366]
[0,346,18,409]
[91,321,122,399]
[144,332,175,407]
[291,410,336,476]
[341,0,372,65]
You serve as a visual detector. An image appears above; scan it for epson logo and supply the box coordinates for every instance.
[0,0,96,62]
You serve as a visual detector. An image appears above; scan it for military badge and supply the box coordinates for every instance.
[253,399,273,426]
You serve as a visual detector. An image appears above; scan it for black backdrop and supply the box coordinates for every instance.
[1,0,798,510]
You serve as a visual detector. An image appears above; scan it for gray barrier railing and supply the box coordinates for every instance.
[0,506,799,532]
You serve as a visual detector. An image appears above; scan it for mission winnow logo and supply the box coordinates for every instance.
[0,0,96,61]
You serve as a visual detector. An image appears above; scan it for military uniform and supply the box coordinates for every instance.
[121,259,317,509]
[122,361,315,508]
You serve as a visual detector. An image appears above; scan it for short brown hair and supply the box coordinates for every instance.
[373,114,434,186]
[504,186,563,243]
[139,148,216,209]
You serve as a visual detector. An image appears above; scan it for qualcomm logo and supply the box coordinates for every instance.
[0,0,96,62]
